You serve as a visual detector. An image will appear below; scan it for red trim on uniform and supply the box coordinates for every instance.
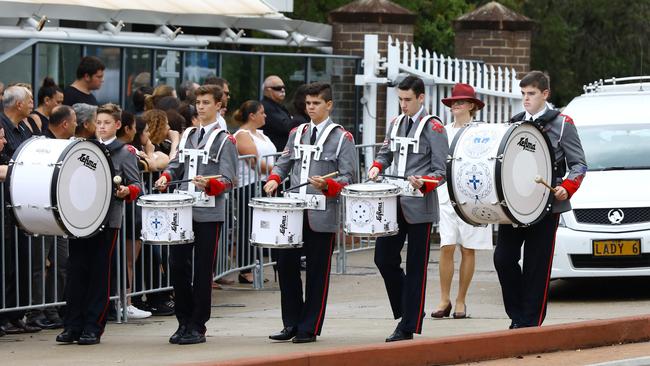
[267,174,281,184]
[560,175,583,198]
[371,161,383,172]
[210,223,221,286]
[322,178,345,197]
[415,223,432,334]
[159,172,172,192]
[560,114,574,125]
[314,233,335,335]
[538,214,560,326]
[126,184,140,202]
[205,178,227,196]
[431,120,444,134]
[97,230,118,332]
[418,175,440,194]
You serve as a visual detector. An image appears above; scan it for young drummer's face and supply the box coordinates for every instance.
[521,85,549,115]
[305,94,332,124]
[195,94,222,125]
[398,89,424,117]
[95,113,121,140]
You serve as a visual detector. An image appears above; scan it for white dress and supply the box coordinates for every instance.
[437,123,493,249]
[234,129,277,187]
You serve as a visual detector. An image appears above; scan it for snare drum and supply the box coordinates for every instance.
[447,122,554,226]
[8,137,114,237]
[249,197,306,248]
[341,183,400,237]
[138,193,195,245]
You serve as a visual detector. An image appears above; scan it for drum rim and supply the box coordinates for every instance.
[341,183,401,196]
[249,197,307,209]
[137,193,195,206]
[447,124,484,226]
[343,229,399,237]
[141,237,195,245]
[494,121,556,225]
[53,139,115,237]
[6,136,40,234]
[251,241,303,249]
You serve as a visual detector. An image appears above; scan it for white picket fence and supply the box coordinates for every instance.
[384,35,523,124]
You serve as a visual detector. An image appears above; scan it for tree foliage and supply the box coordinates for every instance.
[289,0,650,106]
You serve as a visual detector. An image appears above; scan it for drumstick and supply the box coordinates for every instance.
[379,174,439,184]
[281,171,339,193]
[534,175,557,193]
[420,178,440,184]
[160,175,223,189]
[113,176,122,186]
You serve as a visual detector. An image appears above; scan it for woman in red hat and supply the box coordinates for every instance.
[431,83,492,319]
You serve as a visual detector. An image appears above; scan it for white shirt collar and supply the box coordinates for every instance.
[525,104,550,121]
[100,136,116,145]
[310,117,330,134]
[408,106,425,123]
[200,120,219,133]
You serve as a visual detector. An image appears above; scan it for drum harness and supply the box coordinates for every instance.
[177,126,230,207]
[285,122,347,211]
[386,113,437,197]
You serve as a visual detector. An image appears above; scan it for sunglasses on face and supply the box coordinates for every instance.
[268,85,285,91]
[452,100,469,106]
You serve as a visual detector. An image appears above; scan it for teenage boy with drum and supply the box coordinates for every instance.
[263,82,357,344]
[56,103,142,345]
[155,85,238,345]
[494,71,586,329]
[367,76,448,342]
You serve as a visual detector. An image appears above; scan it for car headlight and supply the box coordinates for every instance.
[558,213,567,228]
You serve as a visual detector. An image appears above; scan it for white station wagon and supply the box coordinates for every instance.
[551,77,650,279]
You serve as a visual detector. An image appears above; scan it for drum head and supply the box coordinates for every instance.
[55,140,113,237]
[139,193,194,205]
[344,183,400,193]
[497,123,554,225]
[250,197,306,208]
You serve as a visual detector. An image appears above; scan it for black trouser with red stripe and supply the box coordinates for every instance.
[277,217,335,336]
[494,213,560,327]
[64,228,119,335]
[170,221,220,334]
[374,208,433,334]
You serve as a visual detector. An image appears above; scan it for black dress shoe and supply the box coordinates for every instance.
[56,329,81,343]
[46,317,64,330]
[30,318,60,330]
[269,326,297,341]
[169,325,187,344]
[12,319,41,333]
[1,320,25,334]
[77,331,101,345]
[292,331,316,343]
[149,300,175,316]
[178,330,206,345]
[385,328,413,342]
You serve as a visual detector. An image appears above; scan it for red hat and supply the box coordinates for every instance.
[441,83,485,110]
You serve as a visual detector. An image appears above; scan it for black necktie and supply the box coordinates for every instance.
[197,127,205,144]
[405,117,414,136]
[310,127,317,145]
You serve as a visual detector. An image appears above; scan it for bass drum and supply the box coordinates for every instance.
[447,122,555,226]
[8,137,114,237]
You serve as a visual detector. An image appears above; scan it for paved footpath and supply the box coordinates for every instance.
[2,247,650,365]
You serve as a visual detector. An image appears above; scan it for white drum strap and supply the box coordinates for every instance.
[293,122,341,199]
[178,127,196,163]
[389,114,431,177]
[204,129,227,164]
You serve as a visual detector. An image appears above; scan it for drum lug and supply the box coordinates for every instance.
[48,162,63,167]
[6,203,21,208]
[447,155,461,162]
[488,154,504,161]
[43,205,58,211]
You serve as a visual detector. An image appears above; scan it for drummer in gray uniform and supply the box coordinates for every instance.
[367,76,448,342]
[263,82,357,344]
[494,71,586,329]
[155,85,238,345]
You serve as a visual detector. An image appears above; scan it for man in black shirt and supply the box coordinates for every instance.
[261,75,298,151]
[0,85,41,335]
[63,56,105,107]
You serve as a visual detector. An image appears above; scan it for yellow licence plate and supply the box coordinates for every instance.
[592,239,641,256]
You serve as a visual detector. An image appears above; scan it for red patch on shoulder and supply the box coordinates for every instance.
[126,144,137,155]
[431,121,444,134]
[289,126,298,134]
[227,134,237,145]
[391,116,398,125]
[561,114,574,125]
[344,131,354,142]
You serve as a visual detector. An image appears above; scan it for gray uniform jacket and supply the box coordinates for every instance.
[270,119,357,233]
[373,112,448,224]
[165,126,238,223]
[105,140,143,229]
[510,109,587,213]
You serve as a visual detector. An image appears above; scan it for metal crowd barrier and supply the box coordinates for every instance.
[0,143,392,319]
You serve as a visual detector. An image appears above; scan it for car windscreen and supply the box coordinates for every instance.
[578,124,650,171]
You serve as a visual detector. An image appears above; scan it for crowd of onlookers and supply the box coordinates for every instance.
[0,55,310,337]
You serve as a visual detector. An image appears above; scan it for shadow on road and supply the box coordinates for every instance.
[549,277,650,301]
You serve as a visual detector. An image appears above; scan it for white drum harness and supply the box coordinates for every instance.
[176,126,229,207]
[284,122,347,210]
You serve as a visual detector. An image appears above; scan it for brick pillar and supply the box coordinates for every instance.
[453,1,533,75]
[329,0,416,142]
